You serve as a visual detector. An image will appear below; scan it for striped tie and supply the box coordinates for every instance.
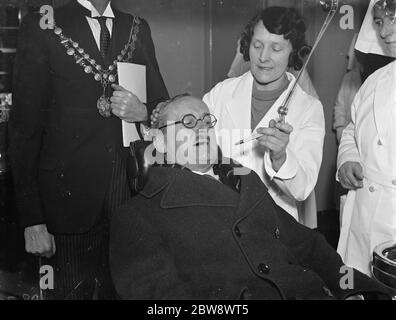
[95,16,111,62]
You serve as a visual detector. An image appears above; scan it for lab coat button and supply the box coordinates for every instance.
[377,140,383,146]
[392,180,396,186]
[369,186,375,193]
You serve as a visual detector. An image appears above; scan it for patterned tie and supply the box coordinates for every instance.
[95,16,111,62]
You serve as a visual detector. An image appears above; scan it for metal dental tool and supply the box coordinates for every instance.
[277,0,339,124]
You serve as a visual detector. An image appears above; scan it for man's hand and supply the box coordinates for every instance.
[338,162,364,190]
[257,120,293,172]
[110,84,148,122]
[150,101,166,127]
[24,224,56,258]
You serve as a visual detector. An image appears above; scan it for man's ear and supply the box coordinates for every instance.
[152,130,166,154]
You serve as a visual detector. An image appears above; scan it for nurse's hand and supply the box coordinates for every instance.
[257,120,293,172]
[338,162,364,190]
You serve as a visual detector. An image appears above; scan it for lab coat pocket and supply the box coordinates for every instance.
[351,181,381,236]
[368,184,396,245]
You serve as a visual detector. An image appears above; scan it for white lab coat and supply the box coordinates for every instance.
[337,61,396,276]
[333,70,362,143]
[203,72,325,227]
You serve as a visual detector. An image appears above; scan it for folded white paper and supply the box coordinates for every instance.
[117,62,147,147]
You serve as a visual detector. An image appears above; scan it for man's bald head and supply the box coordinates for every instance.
[152,94,211,129]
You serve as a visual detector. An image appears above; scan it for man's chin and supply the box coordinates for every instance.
[196,156,218,166]
[185,162,214,173]
[192,151,218,167]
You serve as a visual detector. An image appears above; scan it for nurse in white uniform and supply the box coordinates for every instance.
[337,0,396,275]
[203,7,325,227]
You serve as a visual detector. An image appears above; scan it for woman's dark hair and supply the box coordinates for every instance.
[240,7,311,71]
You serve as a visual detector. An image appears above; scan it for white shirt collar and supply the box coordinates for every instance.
[193,168,212,176]
[77,0,115,18]
[192,167,218,178]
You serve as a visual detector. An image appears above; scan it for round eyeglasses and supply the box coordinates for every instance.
[158,113,218,130]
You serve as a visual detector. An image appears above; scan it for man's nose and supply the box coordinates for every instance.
[195,120,209,131]
[380,19,395,39]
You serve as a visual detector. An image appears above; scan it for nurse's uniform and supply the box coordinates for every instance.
[337,61,396,275]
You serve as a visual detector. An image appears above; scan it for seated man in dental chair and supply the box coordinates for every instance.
[109,95,391,300]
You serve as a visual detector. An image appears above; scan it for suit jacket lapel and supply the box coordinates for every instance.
[65,1,104,66]
[108,9,132,66]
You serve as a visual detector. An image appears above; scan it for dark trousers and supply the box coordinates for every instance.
[42,220,112,300]
[42,149,131,300]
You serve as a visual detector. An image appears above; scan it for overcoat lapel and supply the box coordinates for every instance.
[108,8,132,66]
[234,171,269,221]
[141,167,239,209]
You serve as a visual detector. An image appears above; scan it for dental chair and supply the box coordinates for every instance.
[126,140,155,194]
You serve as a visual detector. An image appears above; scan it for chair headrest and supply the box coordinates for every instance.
[127,140,155,194]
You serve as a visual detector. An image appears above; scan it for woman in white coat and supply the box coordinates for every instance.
[337,0,396,276]
[203,7,325,227]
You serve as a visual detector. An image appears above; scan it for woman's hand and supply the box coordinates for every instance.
[338,162,364,190]
[257,120,293,172]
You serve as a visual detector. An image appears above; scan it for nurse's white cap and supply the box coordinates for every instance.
[355,0,389,56]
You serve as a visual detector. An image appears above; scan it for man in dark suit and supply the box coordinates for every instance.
[110,95,390,300]
[9,0,168,299]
